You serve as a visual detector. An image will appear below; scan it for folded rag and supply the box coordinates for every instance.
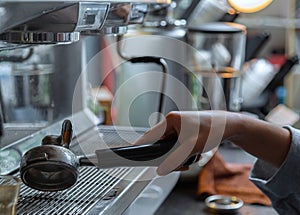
[197,151,271,206]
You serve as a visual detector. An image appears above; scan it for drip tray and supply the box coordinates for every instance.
[17,167,149,215]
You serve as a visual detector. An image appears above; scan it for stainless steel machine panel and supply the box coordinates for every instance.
[1,111,164,214]
[17,167,147,215]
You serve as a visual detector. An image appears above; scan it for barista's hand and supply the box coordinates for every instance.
[135,111,292,176]
[134,111,235,175]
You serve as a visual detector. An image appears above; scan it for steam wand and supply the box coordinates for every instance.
[116,35,168,123]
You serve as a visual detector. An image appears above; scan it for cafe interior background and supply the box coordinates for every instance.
[0,0,300,214]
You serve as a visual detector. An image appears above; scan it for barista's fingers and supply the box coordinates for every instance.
[134,120,166,145]
[135,111,182,145]
[134,117,176,145]
[157,140,195,176]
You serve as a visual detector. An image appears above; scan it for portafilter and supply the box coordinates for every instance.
[20,120,200,192]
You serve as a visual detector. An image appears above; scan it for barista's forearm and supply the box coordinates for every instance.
[225,113,292,168]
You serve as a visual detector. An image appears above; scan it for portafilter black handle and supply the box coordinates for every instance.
[79,136,177,168]
[80,136,200,169]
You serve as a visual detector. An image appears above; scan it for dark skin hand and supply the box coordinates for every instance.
[135,111,292,176]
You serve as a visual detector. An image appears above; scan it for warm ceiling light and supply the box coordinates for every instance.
[228,0,273,13]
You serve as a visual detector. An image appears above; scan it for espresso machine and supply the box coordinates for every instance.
[0,0,274,214]
[0,1,183,215]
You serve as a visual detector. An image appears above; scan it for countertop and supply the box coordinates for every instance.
[155,145,278,215]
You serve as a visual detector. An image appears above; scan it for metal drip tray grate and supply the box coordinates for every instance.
[17,167,134,215]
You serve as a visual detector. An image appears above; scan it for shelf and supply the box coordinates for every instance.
[237,16,300,29]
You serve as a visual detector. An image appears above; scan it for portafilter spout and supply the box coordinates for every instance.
[20,120,198,192]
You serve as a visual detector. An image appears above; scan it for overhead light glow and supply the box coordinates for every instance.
[228,0,273,13]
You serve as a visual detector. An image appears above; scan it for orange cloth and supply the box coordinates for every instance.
[197,151,271,206]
